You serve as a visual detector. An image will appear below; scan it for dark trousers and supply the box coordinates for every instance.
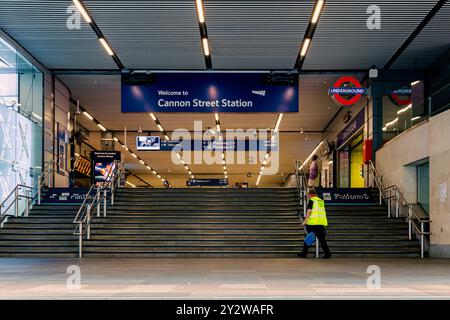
[301,225,331,256]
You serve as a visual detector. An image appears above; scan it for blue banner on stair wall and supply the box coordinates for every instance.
[187,179,228,187]
[317,188,377,204]
[122,72,299,113]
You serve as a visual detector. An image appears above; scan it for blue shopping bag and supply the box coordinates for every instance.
[304,232,316,246]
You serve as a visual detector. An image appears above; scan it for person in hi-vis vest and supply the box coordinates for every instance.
[298,189,332,259]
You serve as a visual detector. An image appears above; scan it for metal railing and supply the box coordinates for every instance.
[368,160,431,258]
[73,164,121,257]
[294,160,308,218]
[0,160,55,227]
[294,160,320,258]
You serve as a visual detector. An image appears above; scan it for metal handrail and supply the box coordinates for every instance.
[368,160,431,258]
[0,160,55,226]
[73,185,102,258]
[73,164,121,257]
[294,160,308,219]
[0,185,33,226]
[294,160,320,258]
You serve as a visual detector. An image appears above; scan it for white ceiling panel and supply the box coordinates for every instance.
[393,2,450,69]
[84,0,206,69]
[303,0,440,70]
[204,0,314,69]
[0,0,116,69]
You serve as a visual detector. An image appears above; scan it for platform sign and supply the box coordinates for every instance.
[121,72,298,113]
[41,188,92,204]
[187,179,228,187]
[317,188,377,204]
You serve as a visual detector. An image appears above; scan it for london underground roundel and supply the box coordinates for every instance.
[390,88,412,106]
[329,76,367,107]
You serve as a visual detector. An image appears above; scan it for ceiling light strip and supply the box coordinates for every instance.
[148,113,196,179]
[257,114,283,187]
[74,100,159,186]
[195,0,212,69]
[214,113,228,179]
[72,0,124,69]
[295,0,326,70]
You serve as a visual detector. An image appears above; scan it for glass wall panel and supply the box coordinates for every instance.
[417,162,430,214]
[0,37,43,214]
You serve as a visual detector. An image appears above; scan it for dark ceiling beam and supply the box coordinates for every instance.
[50,68,368,76]
[383,0,448,70]
[108,130,324,134]
[50,69,121,76]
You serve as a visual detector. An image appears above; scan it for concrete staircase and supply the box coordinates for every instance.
[0,188,421,258]
[0,204,79,257]
[82,188,420,258]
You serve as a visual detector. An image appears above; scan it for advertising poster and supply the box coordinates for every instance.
[91,151,121,186]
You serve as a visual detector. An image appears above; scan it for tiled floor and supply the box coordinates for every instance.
[0,258,450,299]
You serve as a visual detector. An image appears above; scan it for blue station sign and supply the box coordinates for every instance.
[122,72,298,113]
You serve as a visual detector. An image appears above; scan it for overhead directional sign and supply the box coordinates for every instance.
[134,138,278,152]
[122,72,299,113]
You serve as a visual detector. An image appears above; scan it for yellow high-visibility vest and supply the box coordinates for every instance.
[307,197,328,227]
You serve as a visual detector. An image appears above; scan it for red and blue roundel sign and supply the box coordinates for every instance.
[390,88,412,106]
[329,76,367,106]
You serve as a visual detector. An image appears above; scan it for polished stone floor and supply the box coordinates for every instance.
[0,258,450,299]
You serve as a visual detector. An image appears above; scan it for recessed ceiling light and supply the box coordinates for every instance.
[300,38,311,57]
[202,38,210,56]
[99,38,114,56]
[196,0,205,23]
[311,0,325,24]
[73,0,92,23]
[83,111,94,120]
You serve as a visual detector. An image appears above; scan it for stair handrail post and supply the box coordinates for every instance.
[379,186,382,205]
[78,222,83,258]
[25,188,30,217]
[103,188,107,217]
[408,205,413,240]
[315,240,319,258]
[395,188,400,218]
[96,190,100,218]
[111,173,115,205]
[387,189,391,218]
[37,177,41,205]
[86,203,91,240]
[14,187,19,217]
[420,221,425,258]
